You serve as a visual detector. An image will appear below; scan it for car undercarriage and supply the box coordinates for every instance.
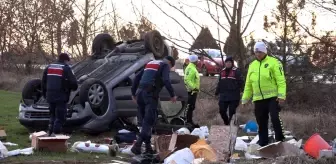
[18,30,193,135]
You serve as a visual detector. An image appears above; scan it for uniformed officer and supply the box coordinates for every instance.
[184,54,200,125]
[130,55,177,155]
[242,41,286,146]
[41,53,78,136]
[215,56,243,125]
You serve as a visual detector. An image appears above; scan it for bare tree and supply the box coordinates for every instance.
[150,0,260,71]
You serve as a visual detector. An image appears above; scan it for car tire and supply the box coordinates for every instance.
[91,33,116,59]
[22,79,42,105]
[79,78,108,116]
[144,30,165,59]
[202,65,209,76]
[170,117,185,125]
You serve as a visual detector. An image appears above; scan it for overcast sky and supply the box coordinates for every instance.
[82,0,336,58]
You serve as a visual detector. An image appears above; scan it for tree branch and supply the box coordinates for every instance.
[205,0,230,32]
[241,0,260,34]
[150,0,196,41]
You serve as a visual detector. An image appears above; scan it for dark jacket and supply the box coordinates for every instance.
[131,60,175,98]
[215,67,243,101]
[41,61,78,103]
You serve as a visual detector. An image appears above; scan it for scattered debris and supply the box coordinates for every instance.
[70,140,118,156]
[191,126,209,139]
[2,142,18,146]
[31,131,70,152]
[176,127,190,135]
[153,133,199,160]
[208,125,237,162]
[0,130,6,140]
[0,141,8,159]
[163,147,195,164]
[242,120,258,134]
[7,147,34,156]
[319,149,333,159]
[257,142,303,159]
[190,139,217,161]
[303,133,332,159]
[235,138,248,151]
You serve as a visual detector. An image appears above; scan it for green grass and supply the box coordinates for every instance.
[0,90,123,163]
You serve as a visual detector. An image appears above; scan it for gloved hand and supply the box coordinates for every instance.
[192,88,199,92]
[191,89,199,95]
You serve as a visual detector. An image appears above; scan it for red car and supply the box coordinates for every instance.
[186,49,237,76]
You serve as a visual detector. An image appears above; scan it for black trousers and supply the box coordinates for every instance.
[48,102,67,134]
[219,100,239,125]
[254,97,285,146]
[186,92,198,123]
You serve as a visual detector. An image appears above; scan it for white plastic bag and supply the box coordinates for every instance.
[191,127,208,139]
[70,141,110,154]
[7,147,34,156]
[0,141,8,159]
[249,135,259,145]
[164,148,195,164]
[234,138,248,151]
[177,127,190,135]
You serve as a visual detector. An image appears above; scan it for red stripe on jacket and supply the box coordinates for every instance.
[145,63,160,71]
[47,67,63,76]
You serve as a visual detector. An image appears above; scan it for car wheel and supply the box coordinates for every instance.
[202,65,209,76]
[79,78,108,116]
[22,79,42,105]
[91,33,116,59]
[144,30,165,59]
[210,73,215,76]
[170,117,185,125]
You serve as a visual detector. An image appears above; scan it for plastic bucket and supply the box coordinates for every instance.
[244,120,258,133]
[303,133,331,159]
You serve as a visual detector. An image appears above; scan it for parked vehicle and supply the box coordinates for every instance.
[185,49,238,76]
[18,30,190,134]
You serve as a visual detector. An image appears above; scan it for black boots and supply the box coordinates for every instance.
[144,142,155,154]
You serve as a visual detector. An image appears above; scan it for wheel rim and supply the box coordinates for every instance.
[88,84,104,105]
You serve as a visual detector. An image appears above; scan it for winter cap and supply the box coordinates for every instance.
[225,56,234,63]
[165,55,176,67]
[254,42,267,54]
[188,54,198,63]
[58,53,70,62]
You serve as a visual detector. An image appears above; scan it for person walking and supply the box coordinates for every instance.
[215,56,243,125]
[41,53,78,136]
[130,55,177,155]
[241,41,287,147]
[184,54,200,125]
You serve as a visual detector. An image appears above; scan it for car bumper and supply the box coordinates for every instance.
[18,103,92,130]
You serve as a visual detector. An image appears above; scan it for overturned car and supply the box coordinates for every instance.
[18,30,190,134]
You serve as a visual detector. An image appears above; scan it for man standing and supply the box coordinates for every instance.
[215,57,243,125]
[184,54,200,125]
[130,55,177,155]
[241,41,287,147]
[41,53,78,136]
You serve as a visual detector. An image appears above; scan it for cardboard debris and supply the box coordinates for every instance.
[0,130,7,140]
[208,125,238,162]
[154,133,199,160]
[31,131,70,152]
[257,141,303,159]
